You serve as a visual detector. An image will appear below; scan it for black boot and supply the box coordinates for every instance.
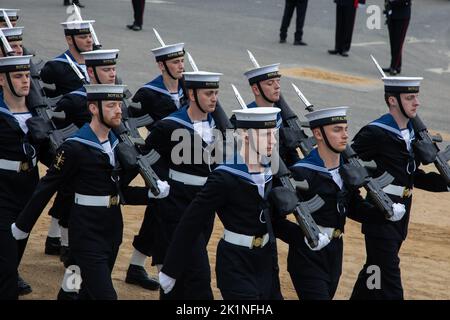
[125,265,160,290]
[57,288,79,300]
[45,236,61,255]
[18,275,32,296]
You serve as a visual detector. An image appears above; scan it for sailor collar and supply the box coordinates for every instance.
[164,105,216,131]
[0,93,14,118]
[53,50,88,79]
[369,113,415,142]
[247,101,283,128]
[143,75,184,99]
[67,123,119,153]
[291,148,343,176]
[0,92,33,121]
[69,86,87,97]
[215,154,273,186]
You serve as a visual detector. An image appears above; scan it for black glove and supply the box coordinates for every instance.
[413,140,438,165]
[116,142,139,171]
[26,116,52,144]
[339,163,368,189]
[269,186,299,217]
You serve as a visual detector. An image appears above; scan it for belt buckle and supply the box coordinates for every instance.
[20,162,29,172]
[402,188,412,198]
[332,229,342,239]
[109,195,119,207]
[251,236,263,249]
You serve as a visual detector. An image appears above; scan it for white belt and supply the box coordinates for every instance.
[318,225,343,240]
[169,169,208,186]
[74,193,120,207]
[223,229,269,249]
[383,184,412,198]
[0,158,37,172]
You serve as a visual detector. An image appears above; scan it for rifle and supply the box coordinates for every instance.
[64,53,88,84]
[0,28,14,56]
[73,4,101,50]
[370,55,450,185]
[411,116,450,185]
[152,29,234,132]
[1,9,14,28]
[231,84,323,248]
[246,50,315,157]
[115,110,162,197]
[27,55,79,153]
[291,82,397,218]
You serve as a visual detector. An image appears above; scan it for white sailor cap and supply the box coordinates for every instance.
[244,63,281,85]
[183,71,222,89]
[151,43,184,62]
[0,54,32,73]
[85,84,126,101]
[0,9,19,22]
[233,107,281,129]
[0,27,24,42]
[81,49,119,67]
[61,20,95,36]
[305,107,349,128]
[382,76,423,94]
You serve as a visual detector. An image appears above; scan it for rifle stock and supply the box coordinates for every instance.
[412,115,450,185]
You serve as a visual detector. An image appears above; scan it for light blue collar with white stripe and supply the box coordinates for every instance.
[291,148,343,175]
[215,154,273,186]
[369,113,415,142]
[0,93,14,119]
[0,92,32,122]
[53,50,88,79]
[163,105,215,131]
[247,101,283,128]
[143,75,184,100]
[69,86,87,97]
[67,123,119,153]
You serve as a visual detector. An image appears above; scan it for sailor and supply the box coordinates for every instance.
[350,76,449,299]
[0,27,23,57]
[12,84,169,300]
[0,9,19,28]
[234,63,299,166]
[55,49,119,128]
[40,19,94,97]
[274,106,405,299]
[124,42,187,291]
[131,42,187,125]
[145,71,222,299]
[0,55,45,299]
[159,107,286,300]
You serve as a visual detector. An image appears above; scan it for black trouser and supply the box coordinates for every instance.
[350,235,404,300]
[132,204,157,257]
[334,4,357,52]
[0,230,19,300]
[131,0,146,27]
[388,18,410,71]
[291,277,338,300]
[216,240,283,301]
[288,237,342,300]
[279,0,308,41]
[75,248,120,300]
[159,234,213,300]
